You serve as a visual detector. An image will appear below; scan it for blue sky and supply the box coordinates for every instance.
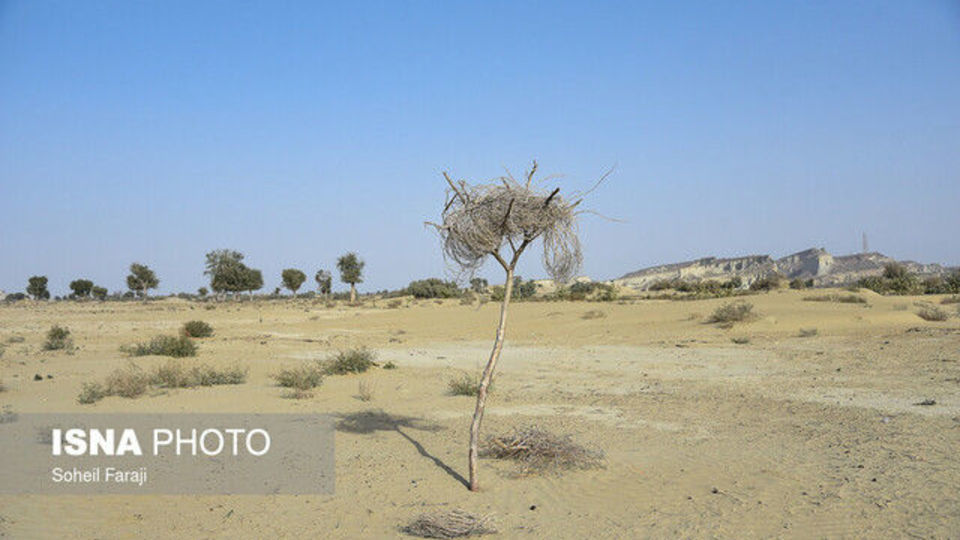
[1,1,958,296]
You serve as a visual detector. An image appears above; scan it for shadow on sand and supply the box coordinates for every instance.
[334,410,469,489]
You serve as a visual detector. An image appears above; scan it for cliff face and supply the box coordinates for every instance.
[614,248,947,291]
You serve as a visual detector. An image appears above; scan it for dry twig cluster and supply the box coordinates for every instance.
[481,426,604,475]
[401,509,495,539]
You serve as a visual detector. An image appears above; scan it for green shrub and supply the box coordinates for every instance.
[273,363,325,390]
[406,278,462,299]
[325,347,376,374]
[802,294,867,304]
[448,373,483,396]
[789,278,813,290]
[749,275,783,291]
[123,335,197,358]
[181,320,214,338]
[382,361,397,369]
[43,325,73,351]
[708,302,755,324]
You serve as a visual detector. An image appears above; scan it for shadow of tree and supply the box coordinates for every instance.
[334,410,468,488]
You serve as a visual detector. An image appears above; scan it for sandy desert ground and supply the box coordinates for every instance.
[1,290,959,538]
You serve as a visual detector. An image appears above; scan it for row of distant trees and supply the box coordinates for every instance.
[13,250,366,302]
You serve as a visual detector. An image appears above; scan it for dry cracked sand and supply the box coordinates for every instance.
[1,290,958,538]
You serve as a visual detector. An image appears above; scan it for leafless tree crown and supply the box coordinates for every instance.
[428,161,588,283]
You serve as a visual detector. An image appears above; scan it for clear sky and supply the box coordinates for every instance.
[1,1,958,296]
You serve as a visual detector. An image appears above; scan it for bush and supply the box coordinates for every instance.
[798,328,818,337]
[181,320,214,338]
[802,293,867,304]
[731,336,750,344]
[401,509,496,539]
[122,335,197,357]
[581,310,606,320]
[448,373,482,396]
[77,382,107,404]
[407,278,462,299]
[104,365,151,398]
[153,360,246,387]
[5,292,27,302]
[916,304,949,322]
[382,361,397,369]
[480,426,604,475]
[789,278,813,290]
[708,301,755,324]
[273,362,325,390]
[325,347,377,374]
[43,325,73,351]
[749,274,783,291]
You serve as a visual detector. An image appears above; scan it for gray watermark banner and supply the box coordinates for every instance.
[0,414,335,494]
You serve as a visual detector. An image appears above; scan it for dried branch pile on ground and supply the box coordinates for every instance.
[401,509,495,538]
[480,426,605,476]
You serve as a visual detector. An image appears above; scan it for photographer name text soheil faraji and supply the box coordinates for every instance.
[51,466,148,486]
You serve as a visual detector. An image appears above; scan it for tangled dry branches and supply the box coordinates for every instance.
[480,426,605,475]
[428,161,588,282]
[401,509,496,538]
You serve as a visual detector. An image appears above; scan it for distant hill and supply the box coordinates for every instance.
[613,248,951,291]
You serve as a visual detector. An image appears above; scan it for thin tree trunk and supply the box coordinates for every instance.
[350,283,356,303]
[468,267,514,491]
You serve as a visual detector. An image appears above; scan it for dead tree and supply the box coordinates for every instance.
[429,160,603,491]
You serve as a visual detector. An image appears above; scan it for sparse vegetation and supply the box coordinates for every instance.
[357,380,374,401]
[857,263,924,295]
[448,373,483,396]
[798,328,819,337]
[382,361,397,369]
[7,335,25,344]
[401,509,496,539]
[181,320,214,338]
[708,301,755,324]
[802,293,867,304]
[749,274,784,291]
[731,336,750,344]
[122,334,197,357]
[916,304,949,322]
[43,325,73,351]
[581,309,606,320]
[273,362,325,390]
[789,278,813,290]
[78,361,247,403]
[480,426,604,475]
[325,347,376,374]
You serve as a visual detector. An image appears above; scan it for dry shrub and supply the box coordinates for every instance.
[401,509,495,539]
[104,365,150,398]
[7,335,25,344]
[43,324,73,351]
[916,304,949,322]
[941,296,960,305]
[387,299,403,309]
[282,388,314,399]
[153,360,246,388]
[731,336,750,344]
[448,373,483,397]
[274,362,325,390]
[77,382,106,404]
[798,328,819,338]
[581,309,606,320]
[382,361,397,370]
[181,320,214,338]
[480,426,604,475]
[357,380,374,402]
[708,301,755,324]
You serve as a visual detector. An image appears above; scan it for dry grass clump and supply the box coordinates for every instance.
[803,293,867,304]
[357,380,374,402]
[181,320,214,338]
[383,361,397,370]
[274,362,325,390]
[43,324,73,351]
[708,301,755,324]
[153,360,247,388]
[916,304,949,322]
[122,334,197,357]
[480,426,604,475]
[798,328,819,338]
[401,509,495,539]
[6,335,26,344]
[581,309,606,320]
[941,296,960,305]
[448,373,483,397]
[731,336,750,344]
[78,362,247,404]
[325,347,376,374]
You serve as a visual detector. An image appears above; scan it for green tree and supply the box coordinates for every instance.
[470,277,488,293]
[69,279,94,298]
[126,263,159,299]
[27,276,50,300]
[281,269,307,297]
[91,286,108,301]
[242,268,263,297]
[205,249,250,297]
[197,287,208,298]
[315,270,332,297]
[336,252,365,303]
